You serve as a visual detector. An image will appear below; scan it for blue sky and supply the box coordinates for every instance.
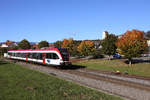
[0,0,150,43]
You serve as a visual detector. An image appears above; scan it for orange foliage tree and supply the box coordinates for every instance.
[62,38,74,55]
[116,30,148,65]
[77,40,95,56]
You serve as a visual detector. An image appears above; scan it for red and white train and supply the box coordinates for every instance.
[4,48,72,67]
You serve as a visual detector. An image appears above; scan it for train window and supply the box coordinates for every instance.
[30,53,34,59]
[20,53,22,57]
[53,53,59,59]
[17,53,19,57]
[17,53,20,57]
[19,53,22,57]
[46,53,52,59]
[20,53,23,57]
[19,53,21,57]
[15,53,18,57]
[13,53,15,57]
[46,53,59,59]
[32,53,35,58]
[25,53,27,58]
[12,53,14,56]
[33,53,41,59]
[28,53,32,58]
[37,53,42,60]
[14,53,16,57]
[22,53,26,58]
[32,53,37,59]
[16,53,18,57]
[15,53,17,56]
[8,53,12,56]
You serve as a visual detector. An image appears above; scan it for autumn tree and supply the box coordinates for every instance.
[62,38,74,55]
[18,39,31,50]
[116,30,148,65]
[101,33,118,60]
[38,41,49,48]
[77,40,95,56]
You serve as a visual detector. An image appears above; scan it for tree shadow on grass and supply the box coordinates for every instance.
[124,59,150,64]
[62,64,87,70]
[0,60,9,65]
[34,62,87,70]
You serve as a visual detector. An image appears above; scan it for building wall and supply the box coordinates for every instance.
[102,31,108,40]
[147,40,150,56]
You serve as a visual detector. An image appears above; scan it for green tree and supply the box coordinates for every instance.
[71,40,81,56]
[101,33,118,60]
[54,40,63,48]
[38,41,49,48]
[0,48,8,57]
[18,39,31,50]
[92,49,104,59]
[116,30,148,65]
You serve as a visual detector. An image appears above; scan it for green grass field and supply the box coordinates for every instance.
[73,59,150,77]
[0,60,123,100]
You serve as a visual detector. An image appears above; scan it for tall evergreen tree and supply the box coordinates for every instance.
[18,39,31,50]
[54,40,63,48]
[101,33,118,60]
[38,41,49,48]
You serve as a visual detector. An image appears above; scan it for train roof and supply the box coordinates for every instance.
[8,48,64,52]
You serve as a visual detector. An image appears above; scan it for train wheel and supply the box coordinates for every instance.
[60,65,66,69]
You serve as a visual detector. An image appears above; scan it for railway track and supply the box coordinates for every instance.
[6,59,150,100]
[62,69,150,91]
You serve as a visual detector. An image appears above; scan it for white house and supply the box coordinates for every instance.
[147,40,150,47]
[1,44,8,48]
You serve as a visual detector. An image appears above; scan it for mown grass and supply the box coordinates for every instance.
[73,59,150,77]
[0,60,123,100]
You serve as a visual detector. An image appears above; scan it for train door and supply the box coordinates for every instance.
[42,53,46,64]
[51,53,60,65]
[46,53,60,65]
[9,53,12,59]
[26,53,28,62]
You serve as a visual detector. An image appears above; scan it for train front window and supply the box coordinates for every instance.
[59,48,69,61]
[46,53,59,59]
[37,53,42,60]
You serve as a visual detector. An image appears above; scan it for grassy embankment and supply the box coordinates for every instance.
[0,60,123,100]
[73,59,150,77]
